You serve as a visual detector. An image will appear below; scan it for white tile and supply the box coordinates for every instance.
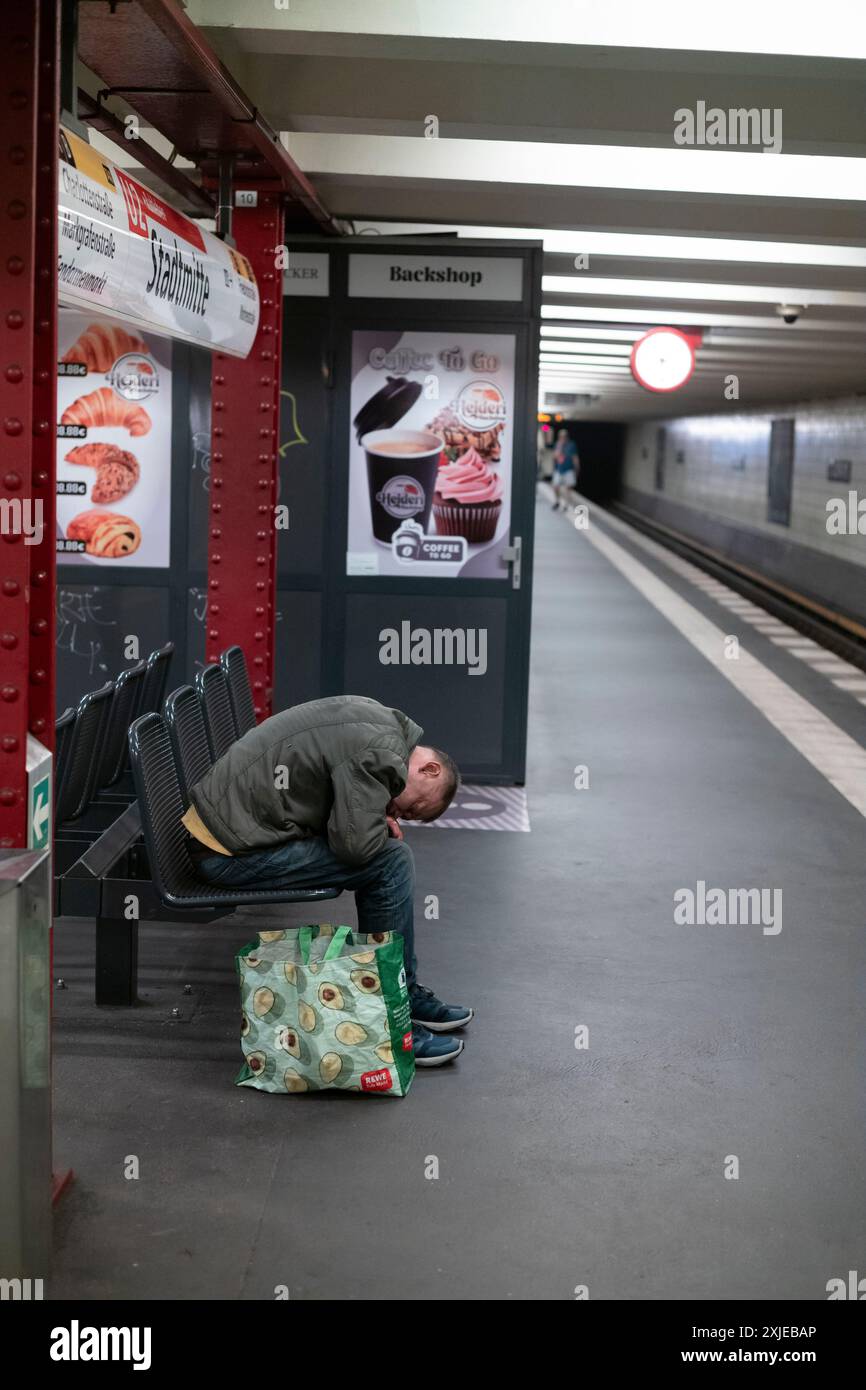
[806,660,863,675]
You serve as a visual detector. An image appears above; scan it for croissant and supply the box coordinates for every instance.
[62,322,148,372]
[66,509,142,558]
[65,443,141,504]
[61,387,151,437]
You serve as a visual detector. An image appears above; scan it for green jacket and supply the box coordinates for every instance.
[189,695,423,865]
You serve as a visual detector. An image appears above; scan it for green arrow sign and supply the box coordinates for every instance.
[31,774,50,850]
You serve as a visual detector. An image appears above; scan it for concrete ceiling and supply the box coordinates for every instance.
[134,4,866,420]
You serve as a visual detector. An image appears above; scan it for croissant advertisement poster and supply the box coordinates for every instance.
[347,330,516,580]
[56,310,172,567]
[58,125,259,358]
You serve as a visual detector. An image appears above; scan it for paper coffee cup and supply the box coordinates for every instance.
[361,429,442,544]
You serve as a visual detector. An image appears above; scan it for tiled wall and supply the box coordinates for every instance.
[623,397,866,568]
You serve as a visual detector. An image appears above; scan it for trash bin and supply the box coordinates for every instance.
[0,849,52,1282]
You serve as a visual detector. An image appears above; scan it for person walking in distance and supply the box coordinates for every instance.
[551,428,579,510]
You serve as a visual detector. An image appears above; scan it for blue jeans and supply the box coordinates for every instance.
[193,836,418,989]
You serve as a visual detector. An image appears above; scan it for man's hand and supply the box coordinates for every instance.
[386,815,403,840]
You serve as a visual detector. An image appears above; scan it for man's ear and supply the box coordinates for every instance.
[420,759,441,780]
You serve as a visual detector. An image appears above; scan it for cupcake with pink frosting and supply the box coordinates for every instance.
[432,447,503,543]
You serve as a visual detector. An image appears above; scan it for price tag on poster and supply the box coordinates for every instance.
[55,310,172,568]
[347,330,515,580]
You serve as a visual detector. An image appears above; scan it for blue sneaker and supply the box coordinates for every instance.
[411,984,474,1034]
[411,1023,464,1067]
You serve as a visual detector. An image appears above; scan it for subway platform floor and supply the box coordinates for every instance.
[50,495,866,1300]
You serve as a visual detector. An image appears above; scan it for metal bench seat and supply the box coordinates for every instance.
[136,640,175,719]
[54,707,76,793]
[128,711,339,911]
[196,663,237,762]
[55,681,115,825]
[164,684,213,805]
[221,644,257,736]
[96,659,147,790]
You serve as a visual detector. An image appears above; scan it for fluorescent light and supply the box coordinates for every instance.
[543,275,866,307]
[542,361,636,372]
[353,221,866,270]
[541,341,633,356]
[540,326,645,341]
[286,133,866,203]
[529,228,866,269]
[541,305,866,330]
[540,366,632,375]
[213,2,866,61]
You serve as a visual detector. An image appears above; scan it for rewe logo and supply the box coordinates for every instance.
[826,1270,866,1299]
[826,492,866,535]
[360,1068,393,1092]
[674,880,782,936]
[379,621,488,676]
[674,101,782,152]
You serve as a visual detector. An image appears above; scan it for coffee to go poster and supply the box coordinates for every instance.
[347,330,515,580]
[56,309,172,567]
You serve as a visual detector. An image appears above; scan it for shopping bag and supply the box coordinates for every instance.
[235,925,414,1097]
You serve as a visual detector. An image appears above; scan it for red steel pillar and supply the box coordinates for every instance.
[0,1,59,847]
[207,197,284,720]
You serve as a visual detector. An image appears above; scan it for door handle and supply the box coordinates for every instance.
[502,536,522,590]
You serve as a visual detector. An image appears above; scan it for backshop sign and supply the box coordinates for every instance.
[57,125,260,358]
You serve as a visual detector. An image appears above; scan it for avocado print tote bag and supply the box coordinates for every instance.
[235,925,414,1097]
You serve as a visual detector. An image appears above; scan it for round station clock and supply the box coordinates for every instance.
[630,327,695,393]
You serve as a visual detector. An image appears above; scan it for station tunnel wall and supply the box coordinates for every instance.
[619,395,866,624]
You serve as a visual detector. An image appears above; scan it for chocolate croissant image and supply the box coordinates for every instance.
[66,509,142,558]
[65,443,140,504]
[62,322,149,372]
[61,386,151,437]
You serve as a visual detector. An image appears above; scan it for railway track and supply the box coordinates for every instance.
[606,501,866,676]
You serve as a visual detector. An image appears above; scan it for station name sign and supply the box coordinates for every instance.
[348,253,524,302]
[58,126,260,358]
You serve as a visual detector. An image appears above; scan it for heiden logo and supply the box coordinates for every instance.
[455,379,506,430]
[376,476,426,519]
[107,352,159,402]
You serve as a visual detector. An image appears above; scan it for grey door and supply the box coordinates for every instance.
[767,418,796,526]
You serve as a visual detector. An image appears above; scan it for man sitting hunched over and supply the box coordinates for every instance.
[183,694,472,1066]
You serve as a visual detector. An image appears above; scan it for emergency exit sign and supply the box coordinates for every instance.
[27,735,52,851]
